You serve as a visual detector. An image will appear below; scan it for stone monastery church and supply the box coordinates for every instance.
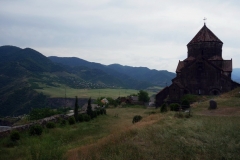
[156,23,240,106]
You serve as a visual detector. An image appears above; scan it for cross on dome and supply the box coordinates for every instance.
[203,17,207,25]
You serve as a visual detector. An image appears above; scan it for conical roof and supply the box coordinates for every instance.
[187,24,223,45]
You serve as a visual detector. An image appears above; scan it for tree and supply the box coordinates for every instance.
[138,90,150,103]
[87,97,93,117]
[74,96,79,121]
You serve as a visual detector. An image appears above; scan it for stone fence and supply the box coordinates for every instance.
[0,114,71,138]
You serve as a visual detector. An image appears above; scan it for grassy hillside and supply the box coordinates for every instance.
[1,88,240,160]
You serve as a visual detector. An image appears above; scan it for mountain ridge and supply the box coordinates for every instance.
[48,56,176,86]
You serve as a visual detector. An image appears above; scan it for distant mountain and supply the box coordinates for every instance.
[49,56,154,89]
[49,57,175,87]
[232,68,240,83]
[108,64,175,86]
[0,45,159,116]
[0,45,63,116]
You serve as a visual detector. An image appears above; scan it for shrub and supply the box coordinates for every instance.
[46,122,56,129]
[78,114,84,122]
[29,125,43,136]
[91,111,97,119]
[68,117,76,125]
[180,94,199,104]
[160,103,168,113]
[96,110,101,115]
[82,114,91,122]
[10,131,20,142]
[169,103,181,111]
[132,115,142,124]
[60,119,67,126]
[29,108,55,120]
[181,99,190,110]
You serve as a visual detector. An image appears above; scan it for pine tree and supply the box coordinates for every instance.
[74,96,79,121]
[87,97,92,117]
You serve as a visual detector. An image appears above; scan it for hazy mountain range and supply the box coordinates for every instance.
[48,56,175,87]
[0,45,174,116]
[232,68,240,83]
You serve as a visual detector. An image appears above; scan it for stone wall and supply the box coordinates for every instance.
[0,114,70,138]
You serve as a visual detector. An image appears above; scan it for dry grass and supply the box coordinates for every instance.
[66,88,240,160]
[67,114,161,160]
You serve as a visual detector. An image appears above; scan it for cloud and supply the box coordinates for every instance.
[0,0,240,72]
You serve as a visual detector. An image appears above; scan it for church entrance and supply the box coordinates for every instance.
[210,89,220,95]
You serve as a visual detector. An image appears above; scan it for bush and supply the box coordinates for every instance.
[68,117,76,125]
[180,94,199,104]
[181,99,190,110]
[82,114,91,122]
[169,103,181,111]
[160,103,168,113]
[46,122,56,129]
[29,125,43,136]
[29,108,55,120]
[91,111,97,119]
[96,110,101,115]
[60,119,67,126]
[10,131,20,142]
[132,115,142,124]
[78,114,84,122]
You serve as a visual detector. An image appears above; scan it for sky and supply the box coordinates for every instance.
[1,0,240,72]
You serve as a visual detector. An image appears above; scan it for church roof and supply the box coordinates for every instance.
[208,56,223,60]
[176,59,232,73]
[176,61,184,72]
[222,60,232,72]
[187,24,223,45]
[184,56,195,61]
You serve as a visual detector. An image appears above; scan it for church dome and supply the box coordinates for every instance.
[187,24,223,59]
[187,24,223,45]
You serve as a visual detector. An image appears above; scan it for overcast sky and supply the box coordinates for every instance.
[1,0,240,72]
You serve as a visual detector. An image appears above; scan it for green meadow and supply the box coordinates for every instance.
[35,87,157,99]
